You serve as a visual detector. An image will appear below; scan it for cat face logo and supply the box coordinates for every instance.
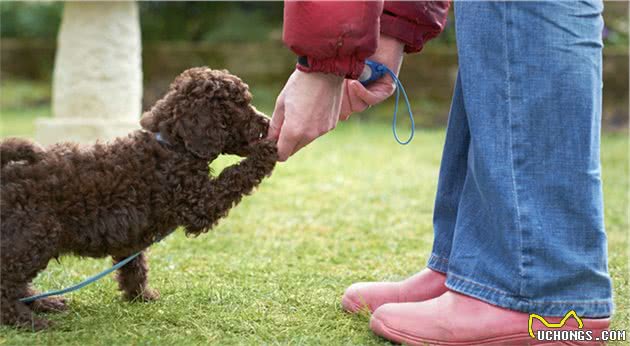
[528,310,584,339]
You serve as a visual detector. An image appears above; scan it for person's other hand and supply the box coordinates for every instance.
[267,70,343,162]
[339,34,405,121]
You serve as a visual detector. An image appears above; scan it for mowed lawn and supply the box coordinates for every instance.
[0,110,628,345]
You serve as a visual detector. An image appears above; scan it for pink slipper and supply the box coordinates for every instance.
[370,291,610,346]
[341,268,448,313]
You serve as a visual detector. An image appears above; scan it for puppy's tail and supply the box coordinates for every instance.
[0,137,45,168]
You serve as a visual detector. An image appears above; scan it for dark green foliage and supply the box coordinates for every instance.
[1,2,627,47]
[0,2,284,44]
[140,2,283,43]
[0,2,63,39]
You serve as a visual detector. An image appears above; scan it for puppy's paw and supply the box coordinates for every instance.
[30,317,52,331]
[15,316,53,331]
[30,296,68,313]
[251,139,278,161]
[139,288,160,302]
[125,288,160,302]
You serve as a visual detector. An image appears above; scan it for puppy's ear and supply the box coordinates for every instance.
[140,111,159,132]
[141,87,176,132]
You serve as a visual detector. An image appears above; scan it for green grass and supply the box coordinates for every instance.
[0,106,50,138]
[0,108,628,345]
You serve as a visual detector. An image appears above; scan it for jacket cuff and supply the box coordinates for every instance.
[380,11,427,54]
[295,55,365,80]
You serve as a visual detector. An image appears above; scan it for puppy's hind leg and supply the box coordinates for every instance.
[0,216,60,330]
[0,285,50,331]
[113,250,160,302]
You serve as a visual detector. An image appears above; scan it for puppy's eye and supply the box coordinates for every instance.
[258,132,263,139]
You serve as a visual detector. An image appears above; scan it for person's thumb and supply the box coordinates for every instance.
[353,80,395,105]
[340,81,360,121]
[267,95,285,140]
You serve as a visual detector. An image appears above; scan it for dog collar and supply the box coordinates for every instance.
[155,132,170,146]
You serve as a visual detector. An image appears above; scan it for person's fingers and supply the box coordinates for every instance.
[341,81,372,120]
[276,126,301,162]
[340,79,398,122]
[267,94,285,140]
[277,123,325,161]
[353,80,395,105]
[272,70,344,161]
[339,81,358,121]
[339,81,351,120]
[290,122,333,158]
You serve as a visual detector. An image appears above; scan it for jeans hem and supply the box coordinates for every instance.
[445,272,613,318]
[427,253,449,274]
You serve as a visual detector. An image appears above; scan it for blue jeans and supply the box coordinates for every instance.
[427,1,612,317]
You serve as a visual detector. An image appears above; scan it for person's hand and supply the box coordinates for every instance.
[267,70,344,161]
[339,34,405,121]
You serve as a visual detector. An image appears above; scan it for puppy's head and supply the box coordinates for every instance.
[140,67,269,159]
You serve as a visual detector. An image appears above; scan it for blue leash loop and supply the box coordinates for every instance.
[359,60,415,145]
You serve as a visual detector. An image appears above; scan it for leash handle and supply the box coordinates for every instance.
[358,60,415,145]
[358,60,388,86]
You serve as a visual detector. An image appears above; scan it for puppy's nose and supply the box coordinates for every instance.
[261,118,270,132]
[256,117,270,138]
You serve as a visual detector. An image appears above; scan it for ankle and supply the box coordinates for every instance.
[399,268,447,300]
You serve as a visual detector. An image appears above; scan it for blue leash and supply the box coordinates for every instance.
[19,253,141,303]
[359,60,415,145]
[20,229,174,303]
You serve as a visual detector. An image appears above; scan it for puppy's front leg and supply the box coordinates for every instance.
[186,139,277,233]
[113,251,160,302]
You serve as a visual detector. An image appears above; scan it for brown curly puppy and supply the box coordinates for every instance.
[0,67,277,330]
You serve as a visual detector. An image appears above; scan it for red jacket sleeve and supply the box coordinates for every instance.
[381,1,450,53]
[283,1,384,79]
[282,1,450,78]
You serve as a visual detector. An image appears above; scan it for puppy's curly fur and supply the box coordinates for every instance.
[0,67,277,330]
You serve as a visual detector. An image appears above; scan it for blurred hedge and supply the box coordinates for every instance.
[1,2,628,129]
[0,2,282,43]
[3,38,627,130]
[2,2,627,46]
